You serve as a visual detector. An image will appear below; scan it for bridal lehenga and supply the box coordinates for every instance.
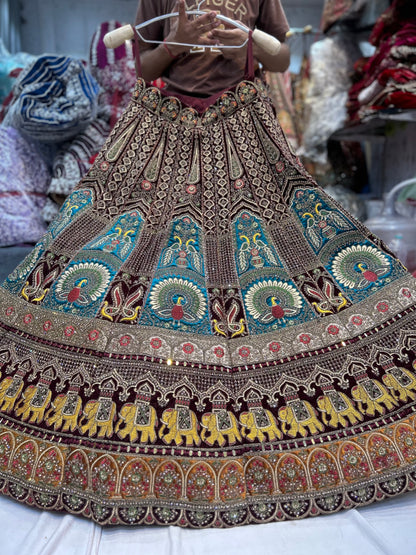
[0,59,415,527]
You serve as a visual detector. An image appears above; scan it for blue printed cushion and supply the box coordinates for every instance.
[4,55,99,142]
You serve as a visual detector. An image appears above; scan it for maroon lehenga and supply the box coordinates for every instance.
[0,36,415,528]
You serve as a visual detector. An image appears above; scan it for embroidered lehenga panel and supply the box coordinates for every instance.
[0,77,415,527]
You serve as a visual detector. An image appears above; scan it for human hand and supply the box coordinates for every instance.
[165,0,220,56]
[208,22,249,67]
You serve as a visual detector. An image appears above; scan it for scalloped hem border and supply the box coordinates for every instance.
[1,466,416,528]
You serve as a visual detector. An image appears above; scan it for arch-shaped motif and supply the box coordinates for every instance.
[119,458,151,499]
[276,454,308,493]
[218,461,245,502]
[366,433,401,472]
[11,440,39,481]
[186,462,216,502]
[233,211,283,279]
[337,440,370,483]
[64,449,89,490]
[244,457,274,496]
[157,216,204,276]
[48,188,94,240]
[394,423,416,463]
[307,448,340,490]
[154,460,183,500]
[35,446,65,487]
[91,455,119,498]
[83,210,143,263]
[0,431,15,471]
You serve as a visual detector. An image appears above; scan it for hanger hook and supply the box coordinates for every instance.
[197,0,207,10]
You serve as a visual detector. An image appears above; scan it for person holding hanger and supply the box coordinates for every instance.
[134,0,291,96]
[0,0,415,531]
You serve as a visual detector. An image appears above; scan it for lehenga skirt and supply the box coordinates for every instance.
[0,75,416,528]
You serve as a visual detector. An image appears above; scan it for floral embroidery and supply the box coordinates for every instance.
[213,346,225,358]
[299,333,311,344]
[327,325,340,336]
[182,343,194,355]
[23,314,33,324]
[88,330,100,341]
[119,335,131,347]
[269,341,281,353]
[64,325,75,337]
[141,180,152,191]
[150,338,162,349]
[238,346,251,358]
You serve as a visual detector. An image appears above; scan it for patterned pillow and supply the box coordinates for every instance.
[47,117,110,202]
[0,127,50,246]
[3,55,99,142]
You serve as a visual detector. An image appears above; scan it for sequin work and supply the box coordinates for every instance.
[0,78,416,528]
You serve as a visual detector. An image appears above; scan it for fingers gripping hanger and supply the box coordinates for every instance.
[103,0,281,56]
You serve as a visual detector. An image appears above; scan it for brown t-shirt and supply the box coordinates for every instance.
[134,0,290,96]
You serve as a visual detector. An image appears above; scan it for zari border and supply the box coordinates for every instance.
[0,413,416,527]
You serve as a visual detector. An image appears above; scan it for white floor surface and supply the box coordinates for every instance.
[0,490,415,555]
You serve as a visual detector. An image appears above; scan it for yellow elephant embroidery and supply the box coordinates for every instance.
[239,408,282,442]
[79,397,117,438]
[382,367,416,402]
[14,384,52,424]
[115,401,158,443]
[317,391,363,428]
[0,376,24,413]
[278,400,324,438]
[45,392,83,431]
[351,378,398,416]
[159,407,200,446]
[201,410,241,446]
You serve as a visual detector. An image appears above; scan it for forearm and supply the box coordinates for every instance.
[140,44,176,82]
[254,41,290,73]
